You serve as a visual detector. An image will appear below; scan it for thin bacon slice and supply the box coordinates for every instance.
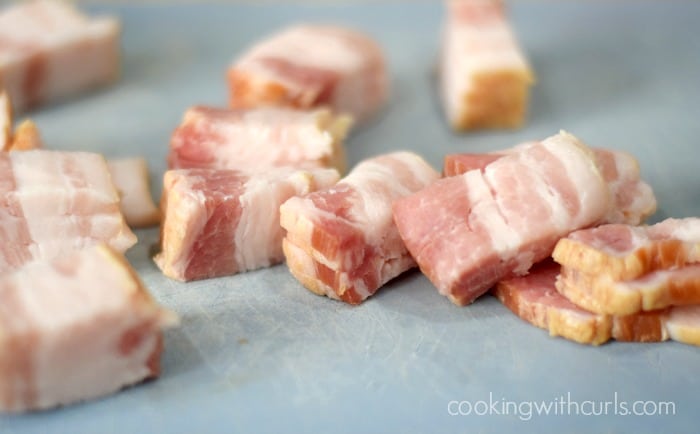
[552,217,700,281]
[494,260,700,346]
[0,0,120,112]
[168,106,350,173]
[0,244,177,413]
[227,25,388,124]
[155,166,340,281]
[0,150,136,273]
[107,158,160,228]
[280,152,439,304]
[393,131,610,306]
[440,0,534,130]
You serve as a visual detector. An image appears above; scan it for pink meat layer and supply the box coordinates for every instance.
[394,131,610,306]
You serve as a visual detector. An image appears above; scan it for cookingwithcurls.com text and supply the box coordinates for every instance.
[447,392,676,421]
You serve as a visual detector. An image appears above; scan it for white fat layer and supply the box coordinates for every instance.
[235,168,339,271]
[343,152,438,245]
[464,170,521,257]
[200,108,337,169]
[541,133,609,227]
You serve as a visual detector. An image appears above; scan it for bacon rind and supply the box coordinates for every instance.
[495,261,680,346]
[0,244,177,413]
[0,91,12,151]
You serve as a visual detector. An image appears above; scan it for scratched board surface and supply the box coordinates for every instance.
[2,1,700,433]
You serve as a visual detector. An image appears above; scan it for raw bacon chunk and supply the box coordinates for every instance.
[494,260,700,346]
[552,217,700,281]
[393,132,610,306]
[0,0,120,112]
[155,166,340,281]
[168,106,350,173]
[227,25,388,124]
[440,0,534,130]
[280,152,440,304]
[0,150,136,273]
[107,158,160,228]
[0,244,177,412]
[444,147,656,225]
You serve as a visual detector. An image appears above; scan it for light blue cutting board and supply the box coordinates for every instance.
[2,1,699,433]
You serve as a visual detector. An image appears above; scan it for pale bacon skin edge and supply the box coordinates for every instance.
[552,218,700,315]
[168,106,351,175]
[494,260,700,347]
[0,150,137,273]
[552,217,700,280]
[280,151,440,304]
[393,131,610,306]
[0,91,11,150]
[440,0,535,130]
[443,146,658,226]
[107,158,160,228]
[0,0,121,112]
[0,244,178,413]
[227,24,389,125]
[155,167,340,282]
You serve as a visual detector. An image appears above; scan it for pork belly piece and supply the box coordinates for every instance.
[0,91,11,150]
[168,106,350,173]
[440,0,534,130]
[280,152,440,304]
[107,158,160,228]
[0,0,120,112]
[444,147,656,225]
[552,217,700,281]
[494,261,700,346]
[394,132,610,306]
[0,244,177,413]
[0,150,136,273]
[227,24,388,125]
[155,166,340,281]
[557,265,700,316]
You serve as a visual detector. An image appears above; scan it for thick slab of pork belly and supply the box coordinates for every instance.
[168,106,350,173]
[444,147,657,225]
[394,132,610,306]
[493,260,695,346]
[0,244,177,413]
[155,166,339,281]
[552,217,700,281]
[0,0,120,112]
[0,150,136,273]
[227,24,388,125]
[107,158,160,228]
[280,152,440,304]
[440,0,534,130]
